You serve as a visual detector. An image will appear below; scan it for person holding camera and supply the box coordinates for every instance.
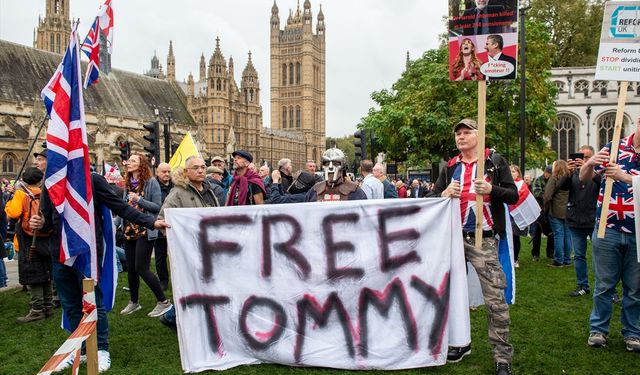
[561,146,600,297]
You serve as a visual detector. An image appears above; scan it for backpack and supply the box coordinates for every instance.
[21,192,51,237]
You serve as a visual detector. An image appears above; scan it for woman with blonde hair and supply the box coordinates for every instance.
[544,160,572,267]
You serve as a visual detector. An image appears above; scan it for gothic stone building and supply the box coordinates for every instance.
[168,0,326,169]
[0,39,195,180]
[550,67,640,160]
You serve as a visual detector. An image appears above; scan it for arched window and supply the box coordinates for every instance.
[551,115,577,160]
[216,79,221,91]
[592,80,608,93]
[289,106,294,128]
[282,107,287,128]
[282,64,287,85]
[289,63,294,86]
[598,113,627,150]
[249,89,254,102]
[554,81,565,92]
[295,106,301,128]
[2,153,17,174]
[574,80,589,97]
[637,84,640,96]
[50,34,55,52]
[296,62,301,84]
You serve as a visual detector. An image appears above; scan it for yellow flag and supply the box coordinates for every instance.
[169,133,200,170]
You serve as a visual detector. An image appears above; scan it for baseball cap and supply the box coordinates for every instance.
[232,150,253,163]
[211,156,226,163]
[453,119,478,132]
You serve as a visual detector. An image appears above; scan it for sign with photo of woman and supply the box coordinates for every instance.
[448,0,519,80]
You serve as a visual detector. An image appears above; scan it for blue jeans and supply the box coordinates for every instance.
[568,227,593,289]
[589,228,640,338]
[549,216,572,264]
[52,261,109,351]
[0,258,7,287]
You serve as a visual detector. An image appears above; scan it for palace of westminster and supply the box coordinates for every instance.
[0,0,326,178]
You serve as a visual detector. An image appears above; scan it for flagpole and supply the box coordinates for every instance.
[13,114,48,183]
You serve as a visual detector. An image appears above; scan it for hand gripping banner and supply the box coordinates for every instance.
[165,198,471,372]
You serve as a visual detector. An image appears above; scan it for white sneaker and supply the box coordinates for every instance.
[120,302,141,315]
[98,350,111,372]
[53,352,86,373]
[148,300,173,317]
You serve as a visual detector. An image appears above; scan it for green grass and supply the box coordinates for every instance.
[1,239,639,374]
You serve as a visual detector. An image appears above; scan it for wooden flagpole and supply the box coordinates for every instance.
[83,279,99,375]
[596,80,629,238]
[475,80,487,250]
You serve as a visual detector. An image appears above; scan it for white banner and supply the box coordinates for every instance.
[595,1,640,82]
[165,198,470,372]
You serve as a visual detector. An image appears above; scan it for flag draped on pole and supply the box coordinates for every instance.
[508,179,541,230]
[41,23,98,282]
[168,133,201,169]
[80,0,114,88]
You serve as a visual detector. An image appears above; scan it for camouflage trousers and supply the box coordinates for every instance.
[464,236,513,363]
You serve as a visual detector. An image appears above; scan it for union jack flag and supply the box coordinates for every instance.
[81,17,100,88]
[451,159,494,232]
[40,24,98,281]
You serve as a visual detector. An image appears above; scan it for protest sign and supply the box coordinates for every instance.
[165,198,470,372]
[448,0,519,81]
[595,1,640,82]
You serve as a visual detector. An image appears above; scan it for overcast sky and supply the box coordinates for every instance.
[0,0,448,137]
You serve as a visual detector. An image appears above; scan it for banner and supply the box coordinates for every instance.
[595,1,640,82]
[448,0,519,80]
[165,199,471,372]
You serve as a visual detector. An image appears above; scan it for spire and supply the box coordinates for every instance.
[304,0,311,10]
[167,40,176,80]
[271,0,280,29]
[303,0,312,25]
[317,4,325,35]
[406,51,410,70]
[229,55,235,78]
[199,53,206,81]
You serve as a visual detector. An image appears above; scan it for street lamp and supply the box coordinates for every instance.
[164,110,173,162]
[586,106,592,147]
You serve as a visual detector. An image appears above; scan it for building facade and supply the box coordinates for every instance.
[33,0,71,54]
[551,67,640,160]
[168,0,326,169]
[270,0,326,164]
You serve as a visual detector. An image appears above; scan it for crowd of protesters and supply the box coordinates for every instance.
[2,115,639,375]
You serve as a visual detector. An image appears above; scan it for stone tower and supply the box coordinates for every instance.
[167,40,176,81]
[270,0,325,162]
[34,0,71,54]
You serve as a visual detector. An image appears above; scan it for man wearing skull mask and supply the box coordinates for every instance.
[305,147,367,202]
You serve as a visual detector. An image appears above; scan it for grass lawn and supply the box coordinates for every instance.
[1,238,638,374]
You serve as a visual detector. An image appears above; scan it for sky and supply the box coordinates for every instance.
[0,0,448,137]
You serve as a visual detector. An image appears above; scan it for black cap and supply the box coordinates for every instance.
[23,167,44,185]
[232,150,253,163]
[545,165,552,173]
[33,149,48,159]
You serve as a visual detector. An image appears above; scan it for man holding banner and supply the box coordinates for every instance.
[432,119,518,375]
[579,116,640,353]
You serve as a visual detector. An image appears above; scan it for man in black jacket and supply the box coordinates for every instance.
[30,173,161,372]
[563,146,600,297]
[154,163,174,291]
[430,119,518,375]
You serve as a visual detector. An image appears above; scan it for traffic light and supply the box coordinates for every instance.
[117,140,129,163]
[143,121,160,166]
[171,143,179,157]
[354,129,367,160]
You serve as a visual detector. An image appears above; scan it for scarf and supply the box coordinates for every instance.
[226,169,266,206]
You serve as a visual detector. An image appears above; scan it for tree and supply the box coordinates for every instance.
[359,19,557,169]
[528,0,604,67]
